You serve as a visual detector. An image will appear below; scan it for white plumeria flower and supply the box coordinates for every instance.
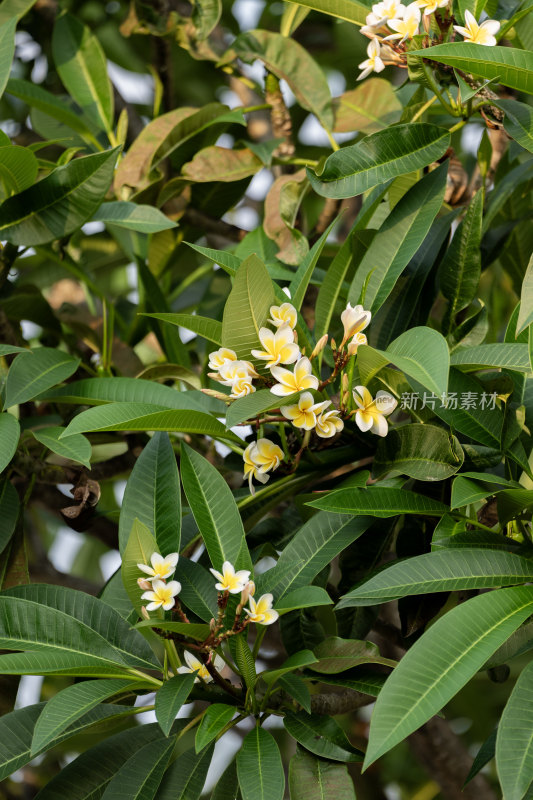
[217,359,258,386]
[141,579,181,611]
[280,391,331,430]
[372,0,407,21]
[340,303,371,346]
[177,650,225,683]
[243,439,284,491]
[454,10,500,45]
[347,332,368,356]
[245,593,279,626]
[210,561,251,594]
[384,2,421,41]
[361,11,385,34]
[137,552,179,582]
[416,0,448,14]
[251,325,300,369]
[357,38,386,81]
[353,386,397,437]
[270,357,319,397]
[269,302,297,330]
[229,369,256,399]
[316,409,344,439]
[208,347,237,371]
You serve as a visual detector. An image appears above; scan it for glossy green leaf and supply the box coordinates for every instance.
[275,586,332,615]
[464,728,497,787]
[517,253,533,335]
[285,0,370,25]
[373,424,464,482]
[93,202,177,233]
[348,163,447,313]
[451,472,518,508]
[211,758,239,800]
[31,678,141,755]
[174,556,218,622]
[5,348,80,407]
[339,549,533,608]
[119,432,180,555]
[308,486,448,517]
[0,649,142,677]
[195,704,236,752]
[260,650,318,686]
[0,148,118,245]
[155,673,197,737]
[141,313,222,345]
[0,145,38,200]
[0,17,16,99]
[307,124,450,199]
[410,43,533,95]
[157,744,215,800]
[496,661,533,800]
[450,344,530,371]
[234,635,257,689]
[0,477,18,555]
[365,586,533,767]
[495,98,533,154]
[122,518,157,615]
[100,735,176,800]
[221,254,275,360]
[284,712,363,762]
[279,674,312,713]
[237,726,285,800]
[226,388,298,429]
[180,443,251,571]
[136,619,210,640]
[0,345,28,357]
[61,403,238,442]
[52,13,113,133]
[310,637,393,671]
[290,217,338,311]
[32,426,91,468]
[289,746,357,800]
[0,0,37,23]
[0,413,19,474]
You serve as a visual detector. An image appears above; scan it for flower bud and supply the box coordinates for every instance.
[310,334,328,360]
[201,388,232,402]
[209,617,217,632]
[240,580,256,606]
[137,577,152,591]
[141,606,150,620]
[342,373,349,392]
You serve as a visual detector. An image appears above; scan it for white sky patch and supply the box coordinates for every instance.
[232,0,265,29]
[241,59,266,87]
[215,133,235,149]
[48,527,83,573]
[15,31,41,62]
[327,69,347,97]
[279,79,296,107]
[114,479,127,506]
[20,320,42,340]
[16,675,43,709]
[107,61,154,105]
[100,549,122,582]
[461,123,484,156]
[216,88,241,109]
[298,113,353,146]
[31,54,47,84]
[246,168,273,201]
[82,220,105,235]
[223,205,259,231]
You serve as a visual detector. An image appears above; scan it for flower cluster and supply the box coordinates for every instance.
[243,438,284,491]
[209,561,279,626]
[357,0,500,81]
[208,348,258,399]
[137,551,181,611]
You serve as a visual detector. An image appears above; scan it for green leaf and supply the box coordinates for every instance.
[308,487,448,517]
[0,649,146,677]
[5,348,80,407]
[0,477,19,555]
[440,190,484,334]
[496,661,533,800]
[0,0,38,23]
[136,619,210,641]
[237,726,285,800]
[290,217,338,311]
[226,388,298,429]
[339,548,533,608]
[155,673,197,737]
[0,145,38,200]
[183,145,262,182]
[61,403,239,442]
[517,253,533,335]
[0,344,28,357]
[307,124,450,199]
[364,586,533,767]
[275,586,332,615]
[409,43,533,95]
[257,512,372,599]
[0,413,19,474]
[32,426,91,468]
[212,758,239,800]
[233,29,333,129]
[157,744,214,800]
[93,202,177,233]
[122,518,157,615]
[141,313,222,346]
[451,472,518,508]
[52,12,113,134]
[279,674,312,712]
[195,704,236,752]
[310,637,393,672]
[174,556,218,622]
[31,678,141,755]
[0,148,119,245]
[464,728,497,787]
[450,344,531,371]
[495,98,533,154]
[100,735,175,800]
[334,78,402,134]
[33,723,169,800]
[180,443,251,571]
[118,432,180,555]
[234,635,257,689]
[373,424,464,482]
[284,0,369,24]
[348,163,448,313]
[289,746,357,800]
[186,242,242,276]
[284,712,363,762]
[260,650,318,685]
[4,583,160,670]
[0,17,16,99]
[221,254,275,360]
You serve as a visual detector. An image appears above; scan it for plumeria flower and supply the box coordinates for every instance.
[384,3,421,42]
[280,392,331,430]
[347,332,368,357]
[251,325,300,369]
[357,38,386,81]
[137,552,179,582]
[141,579,181,611]
[210,561,251,594]
[361,11,386,34]
[177,650,226,683]
[245,593,279,625]
[208,347,237,371]
[217,359,258,386]
[316,409,345,439]
[243,439,284,491]
[228,369,256,399]
[453,10,500,45]
[416,0,448,14]
[270,357,319,396]
[353,386,398,436]
[340,304,371,346]
[372,0,406,21]
[269,302,297,330]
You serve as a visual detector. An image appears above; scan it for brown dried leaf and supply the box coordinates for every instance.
[182,146,262,182]
[333,78,402,134]
[264,169,309,266]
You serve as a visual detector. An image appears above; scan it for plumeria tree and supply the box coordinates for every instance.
[0,0,532,798]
